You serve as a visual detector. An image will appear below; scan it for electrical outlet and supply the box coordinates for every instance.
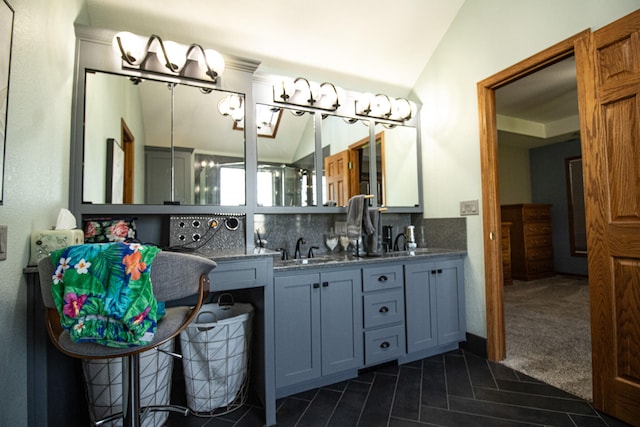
[0,225,7,261]
[460,200,479,216]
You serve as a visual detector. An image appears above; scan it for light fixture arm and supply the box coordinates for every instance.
[294,77,315,105]
[185,43,218,81]
[320,82,340,109]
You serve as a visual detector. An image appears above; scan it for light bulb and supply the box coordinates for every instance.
[393,98,413,120]
[372,94,392,117]
[355,93,373,115]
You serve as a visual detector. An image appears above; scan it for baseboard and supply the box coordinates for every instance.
[460,333,487,359]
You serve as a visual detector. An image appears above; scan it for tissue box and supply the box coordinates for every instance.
[29,229,84,266]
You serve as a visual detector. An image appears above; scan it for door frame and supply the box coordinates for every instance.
[477,30,590,361]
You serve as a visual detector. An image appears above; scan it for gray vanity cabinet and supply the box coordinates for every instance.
[362,264,406,365]
[274,268,363,390]
[404,256,466,354]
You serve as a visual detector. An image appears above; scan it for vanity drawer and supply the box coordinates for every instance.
[362,265,403,292]
[210,258,271,291]
[363,289,405,328]
[364,324,406,365]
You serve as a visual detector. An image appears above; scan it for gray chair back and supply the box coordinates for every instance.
[38,249,217,308]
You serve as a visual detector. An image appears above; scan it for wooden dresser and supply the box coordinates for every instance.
[500,204,554,281]
[501,222,513,286]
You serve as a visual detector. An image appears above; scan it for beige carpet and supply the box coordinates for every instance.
[501,275,592,401]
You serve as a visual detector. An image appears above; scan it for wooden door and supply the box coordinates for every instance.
[575,9,640,424]
[324,150,350,206]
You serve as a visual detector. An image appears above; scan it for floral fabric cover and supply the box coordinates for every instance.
[50,242,163,348]
[83,218,137,243]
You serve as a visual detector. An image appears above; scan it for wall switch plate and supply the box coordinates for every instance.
[460,200,479,216]
[0,225,7,261]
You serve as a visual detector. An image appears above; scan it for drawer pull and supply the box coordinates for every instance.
[380,341,390,349]
[437,269,443,274]
[378,275,388,282]
[322,281,329,287]
[431,270,437,274]
[379,306,389,313]
[313,283,320,289]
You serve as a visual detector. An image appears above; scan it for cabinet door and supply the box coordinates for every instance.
[274,273,321,388]
[404,262,438,352]
[435,259,466,346]
[320,270,363,375]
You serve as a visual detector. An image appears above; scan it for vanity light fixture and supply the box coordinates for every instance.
[273,77,341,111]
[355,93,414,122]
[112,31,225,83]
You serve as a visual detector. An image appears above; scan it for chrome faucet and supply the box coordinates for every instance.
[294,237,306,259]
[394,233,406,252]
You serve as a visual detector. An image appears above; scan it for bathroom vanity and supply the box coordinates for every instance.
[26,247,465,427]
[269,249,465,401]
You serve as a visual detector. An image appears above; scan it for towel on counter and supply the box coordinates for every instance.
[346,195,366,238]
[347,194,377,238]
[49,242,163,348]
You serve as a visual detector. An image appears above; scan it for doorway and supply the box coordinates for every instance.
[477,30,590,361]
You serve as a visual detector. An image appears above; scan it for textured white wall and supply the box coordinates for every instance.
[413,0,640,338]
[0,0,86,424]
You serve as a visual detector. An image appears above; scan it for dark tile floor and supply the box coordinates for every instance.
[168,349,631,427]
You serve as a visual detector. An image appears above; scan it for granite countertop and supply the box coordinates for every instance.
[270,248,466,271]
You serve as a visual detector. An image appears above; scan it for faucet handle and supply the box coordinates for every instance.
[308,245,320,258]
[276,247,288,260]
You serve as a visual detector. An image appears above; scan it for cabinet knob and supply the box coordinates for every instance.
[322,281,329,287]
[313,283,320,289]
[379,306,389,313]
[437,269,443,274]
[380,341,390,349]
[431,270,437,275]
[378,275,388,282]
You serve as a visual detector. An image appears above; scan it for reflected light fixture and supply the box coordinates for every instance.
[112,31,225,83]
[355,93,414,122]
[217,94,244,122]
[273,76,341,111]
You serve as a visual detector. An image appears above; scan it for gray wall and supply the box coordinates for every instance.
[530,139,588,276]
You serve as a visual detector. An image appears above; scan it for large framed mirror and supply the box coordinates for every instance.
[83,71,246,206]
[256,104,316,207]
[320,115,420,208]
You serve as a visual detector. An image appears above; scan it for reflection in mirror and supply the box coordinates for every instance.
[376,122,419,207]
[321,115,370,206]
[83,71,245,205]
[256,105,316,207]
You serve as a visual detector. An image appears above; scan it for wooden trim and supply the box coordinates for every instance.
[121,118,135,204]
[477,30,590,361]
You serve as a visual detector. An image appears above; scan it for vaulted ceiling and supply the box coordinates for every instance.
[85,0,579,143]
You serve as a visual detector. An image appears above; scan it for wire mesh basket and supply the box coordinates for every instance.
[179,294,253,415]
[81,338,175,427]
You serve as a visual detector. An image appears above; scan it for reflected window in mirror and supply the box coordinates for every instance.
[256,105,316,207]
[83,71,246,206]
